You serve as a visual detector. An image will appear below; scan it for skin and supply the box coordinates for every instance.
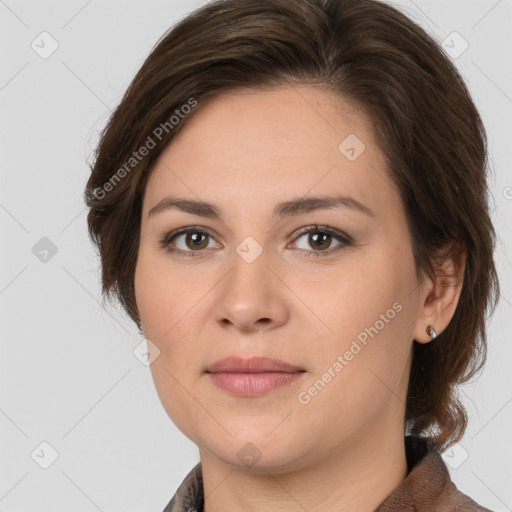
[134,85,465,512]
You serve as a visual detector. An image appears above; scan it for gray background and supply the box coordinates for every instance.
[0,0,511,510]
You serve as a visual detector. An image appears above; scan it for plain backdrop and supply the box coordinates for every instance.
[0,0,511,511]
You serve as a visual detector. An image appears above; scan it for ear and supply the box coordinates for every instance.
[412,242,467,344]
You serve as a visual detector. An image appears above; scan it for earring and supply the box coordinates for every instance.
[427,325,437,340]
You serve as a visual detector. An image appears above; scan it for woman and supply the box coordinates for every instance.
[84,0,500,510]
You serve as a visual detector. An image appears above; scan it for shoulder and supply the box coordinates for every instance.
[376,436,494,511]
[436,476,494,511]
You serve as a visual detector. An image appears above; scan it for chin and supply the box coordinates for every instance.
[196,427,312,472]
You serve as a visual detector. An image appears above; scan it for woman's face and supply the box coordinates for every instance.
[135,85,429,471]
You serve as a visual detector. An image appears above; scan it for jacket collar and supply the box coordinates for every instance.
[163,435,490,511]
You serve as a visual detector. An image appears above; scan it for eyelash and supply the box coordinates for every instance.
[158,224,353,259]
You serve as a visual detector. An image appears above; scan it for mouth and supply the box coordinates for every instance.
[205,356,305,397]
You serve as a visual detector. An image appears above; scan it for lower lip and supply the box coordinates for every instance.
[207,371,304,397]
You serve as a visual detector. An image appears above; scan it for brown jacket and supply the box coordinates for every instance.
[163,435,493,511]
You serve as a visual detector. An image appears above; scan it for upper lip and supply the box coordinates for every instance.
[206,356,304,373]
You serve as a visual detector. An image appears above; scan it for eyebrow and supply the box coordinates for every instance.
[147,194,375,221]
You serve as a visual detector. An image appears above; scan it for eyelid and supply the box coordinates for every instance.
[289,224,352,245]
[161,225,218,246]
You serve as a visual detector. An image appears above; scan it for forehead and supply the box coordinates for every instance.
[143,85,395,220]
[170,85,373,154]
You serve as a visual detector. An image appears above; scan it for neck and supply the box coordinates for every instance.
[199,422,408,512]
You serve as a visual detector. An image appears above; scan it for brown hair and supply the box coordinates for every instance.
[84,0,500,451]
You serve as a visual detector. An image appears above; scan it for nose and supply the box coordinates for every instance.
[212,248,289,333]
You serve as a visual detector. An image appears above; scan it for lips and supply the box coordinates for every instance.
[205,356,305,397]
[206,356,304,374]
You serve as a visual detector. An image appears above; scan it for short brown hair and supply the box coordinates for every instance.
[84,0,500,450]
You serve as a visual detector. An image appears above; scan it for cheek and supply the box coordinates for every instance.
[296,295,413,439]
[135,247,191,335]
[134,248,211,374]
[291,256,404,343]
[298,250,415,390]
[135,252,206,436]
[135,256,162,333]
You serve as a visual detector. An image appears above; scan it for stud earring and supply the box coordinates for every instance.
[427,325,437,340]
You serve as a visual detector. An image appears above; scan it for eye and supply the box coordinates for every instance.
[288,224,352,258]
[159,226,220,258]
[159,224,352,259]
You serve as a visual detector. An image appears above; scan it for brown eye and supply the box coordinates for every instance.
[307,232,332,251]
[160,224,352,259]
[160,227,220,258]
[182,232,210,250]
[291,225,351,256]
[170,230,217,252]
